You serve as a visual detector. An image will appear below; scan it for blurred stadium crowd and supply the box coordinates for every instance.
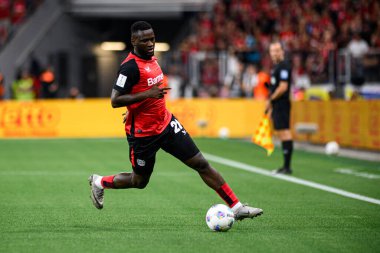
[1,0,380,101]
[0,0,48,100]
[171,0,380,99]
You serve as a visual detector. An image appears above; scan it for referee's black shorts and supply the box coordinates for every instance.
[271,100,291,130]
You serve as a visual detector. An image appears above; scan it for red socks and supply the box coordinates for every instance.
[216,183,239,208]
[101,175,115,188]
[101,177,239,209]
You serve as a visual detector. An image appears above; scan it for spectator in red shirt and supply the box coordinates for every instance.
[0,0,10,20]
[0,0,10,45]
[11,0,26,24]
[200,58,219,97]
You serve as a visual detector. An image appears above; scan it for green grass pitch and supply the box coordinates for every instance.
[0,138,379,253]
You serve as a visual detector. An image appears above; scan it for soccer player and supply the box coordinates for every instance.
[265,41,293,174]
[88,21,263,220]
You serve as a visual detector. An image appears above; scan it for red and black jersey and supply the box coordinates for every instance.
[113,52,172,137]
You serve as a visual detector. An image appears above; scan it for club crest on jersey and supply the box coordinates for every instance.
[147,73,164,86]
[137,159,146,166]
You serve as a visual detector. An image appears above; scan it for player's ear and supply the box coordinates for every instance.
[131,34,137,47]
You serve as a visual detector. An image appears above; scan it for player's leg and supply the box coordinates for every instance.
[89,171,152,209]
[161,115,263,220]
[272,102,293,174]
[183,152,225,190]
[99,140,156,189]
[278,129,293,171]
[88,135,158,209]
[96,169,153,189]
[183,153,263,220]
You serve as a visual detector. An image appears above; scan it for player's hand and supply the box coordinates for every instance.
[146,83,171,99]
[122,111,129,124]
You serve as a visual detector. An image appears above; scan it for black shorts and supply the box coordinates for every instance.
[272,100,291,130]
[127,115,200,176]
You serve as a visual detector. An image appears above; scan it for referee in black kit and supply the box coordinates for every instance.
[265,41,293,175]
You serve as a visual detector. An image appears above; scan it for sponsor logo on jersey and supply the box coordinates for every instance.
[147,73,164,86]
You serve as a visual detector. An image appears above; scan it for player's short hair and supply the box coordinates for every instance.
[131,21,152,35]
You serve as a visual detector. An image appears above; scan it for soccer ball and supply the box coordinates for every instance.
[325,141,340,155]
[205,204,235,232]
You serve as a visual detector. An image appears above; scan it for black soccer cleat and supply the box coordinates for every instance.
[272,167,292,175]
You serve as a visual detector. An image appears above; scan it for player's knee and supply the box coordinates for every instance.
[195,158,211,173]
[132,173,150,189]
[136,179,149,189]
[185,153,211,172]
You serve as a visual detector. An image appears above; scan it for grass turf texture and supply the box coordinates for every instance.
[0,138,379,253]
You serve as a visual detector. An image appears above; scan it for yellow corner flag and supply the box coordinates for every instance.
[252,114,274,156]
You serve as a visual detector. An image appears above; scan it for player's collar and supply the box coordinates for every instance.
[131,50,154,61]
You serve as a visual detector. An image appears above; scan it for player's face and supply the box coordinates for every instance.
[132,29,155,57]
[269,43,284,63]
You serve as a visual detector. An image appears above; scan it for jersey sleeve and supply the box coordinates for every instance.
[278,63,291,83]
[113,59,140,94]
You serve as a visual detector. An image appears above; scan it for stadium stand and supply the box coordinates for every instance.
[176,0,380,98]
[1,0,379,100]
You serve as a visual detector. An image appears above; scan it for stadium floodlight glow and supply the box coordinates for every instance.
[155,42,170,52]
[100,42,126,51]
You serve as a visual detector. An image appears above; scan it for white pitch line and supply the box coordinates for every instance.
[204,153,380,206]
[335,168,380,180]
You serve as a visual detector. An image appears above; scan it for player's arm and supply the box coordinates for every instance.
[110,59,170,108]
[269,81,288,101]
[111,85,170,108]
[265,67,290,114]
[265,81,288,115]
[271,66,290,102]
